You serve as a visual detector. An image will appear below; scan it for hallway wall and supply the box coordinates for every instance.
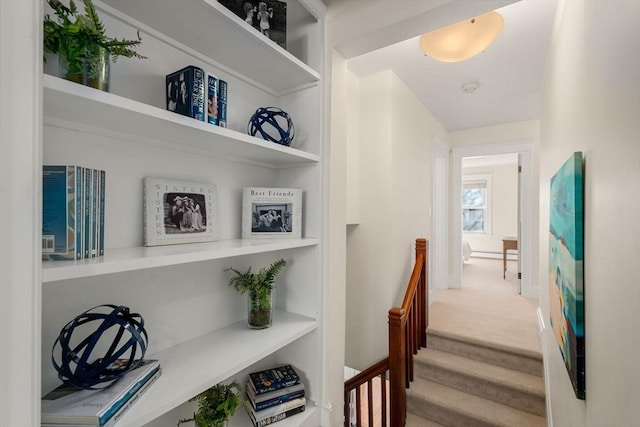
[539,1,640,425]
[344,69,447,370]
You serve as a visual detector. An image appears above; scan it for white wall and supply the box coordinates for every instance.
[0,1,42,425]
[462,164,518,254]
[539,1,640,425]
[344,69,447,369]
[323,49,348,427]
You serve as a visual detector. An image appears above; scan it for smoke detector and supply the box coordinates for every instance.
[461,81,480,94]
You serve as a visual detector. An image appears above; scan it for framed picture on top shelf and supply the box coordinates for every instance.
[144,178,219,246]
[218,0,287,49]
[242,187,301,239]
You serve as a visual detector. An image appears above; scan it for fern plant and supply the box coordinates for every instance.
[227,259,286,328]
[177,381,242,427]
[43,0,145,87]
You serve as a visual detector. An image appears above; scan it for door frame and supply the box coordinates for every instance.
[431,137,450,292]
[451,141,535,297]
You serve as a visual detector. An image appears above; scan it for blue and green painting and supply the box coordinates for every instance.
[549,151,585,399]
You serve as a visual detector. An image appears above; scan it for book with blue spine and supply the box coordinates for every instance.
[84,167,91,258]
[217,79,228,127]
[166,65,205,121]
[246,381,305,411]
[42,165,78,260]
[41,359,160,426]
[99,170,105,256]
[207,74,219,125]
[248,364,301,395]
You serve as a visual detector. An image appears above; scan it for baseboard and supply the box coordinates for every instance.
[470,251,518,261]
[537,307,553,427]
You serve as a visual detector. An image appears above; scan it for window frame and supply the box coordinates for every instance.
[462,174,492,235]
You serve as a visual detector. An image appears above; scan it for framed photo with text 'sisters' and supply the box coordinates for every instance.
[218,0,287,49]
[144,178,219,246]
[242,187,301,239]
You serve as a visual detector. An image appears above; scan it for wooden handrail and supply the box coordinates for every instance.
[344,358,389,427]
[344,238,428,427]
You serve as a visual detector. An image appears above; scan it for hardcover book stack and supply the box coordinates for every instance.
[167,65,227,127]
[41,359,161,427]
[42,165,106,260]
[245,364,305,426]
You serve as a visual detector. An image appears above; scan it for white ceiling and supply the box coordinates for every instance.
[338,0,558,132]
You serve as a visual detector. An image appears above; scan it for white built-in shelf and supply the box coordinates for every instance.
[114,310,318,427]
[43,238,319,283]
[43,75,320,168]
[98,0,320,94]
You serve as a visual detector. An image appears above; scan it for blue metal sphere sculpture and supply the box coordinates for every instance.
[52,304,148,389]
[247,107,295,146]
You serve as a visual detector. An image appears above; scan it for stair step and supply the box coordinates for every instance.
[407,378,546,427]
[406,412,444,427]
[427,329,543,377]
[414,348,545,416]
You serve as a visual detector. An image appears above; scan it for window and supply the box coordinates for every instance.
[462,175,491,234]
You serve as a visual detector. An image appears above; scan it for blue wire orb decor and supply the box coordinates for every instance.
[52,304,148,390]
[247,107,295,147]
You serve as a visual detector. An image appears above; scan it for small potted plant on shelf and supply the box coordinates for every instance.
[177,381,242,427]
[43,0,146,91]
[227,258,286,329]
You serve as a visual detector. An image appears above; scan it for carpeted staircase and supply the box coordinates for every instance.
[406,329,546,427]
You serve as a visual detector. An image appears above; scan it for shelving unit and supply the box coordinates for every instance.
[38,0,326,425]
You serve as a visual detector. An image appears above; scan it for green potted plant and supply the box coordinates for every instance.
[177,381,242,427]
[43,0,146,91]
[227,258,286,329]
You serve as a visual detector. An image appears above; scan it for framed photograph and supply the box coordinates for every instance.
[242,187,301,239]
[548,152,584,399]
[144,178,219,247]
[218,0,287,49]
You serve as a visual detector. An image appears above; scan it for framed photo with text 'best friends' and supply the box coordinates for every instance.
[242,187,301,239]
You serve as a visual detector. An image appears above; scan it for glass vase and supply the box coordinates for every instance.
[59,45,110,92]
[248,288,274,329]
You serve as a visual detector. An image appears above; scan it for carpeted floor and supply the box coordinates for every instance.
[429,257,541,355]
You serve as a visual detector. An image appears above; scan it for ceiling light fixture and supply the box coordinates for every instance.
[419,11,504,62]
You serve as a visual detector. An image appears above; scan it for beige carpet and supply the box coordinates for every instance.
[429,257,541,355]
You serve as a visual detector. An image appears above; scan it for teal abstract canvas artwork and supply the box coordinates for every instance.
[549,152,585,399]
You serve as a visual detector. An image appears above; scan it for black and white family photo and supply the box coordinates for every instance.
[251,203,292,233]
[164,193,207,234]
[218,0,287,49]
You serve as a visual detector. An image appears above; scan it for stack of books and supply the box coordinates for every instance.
[245,364,306,427]
[41,359,160,427]
[42,165,106,260]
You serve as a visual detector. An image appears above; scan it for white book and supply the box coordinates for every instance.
[41,359,160,426]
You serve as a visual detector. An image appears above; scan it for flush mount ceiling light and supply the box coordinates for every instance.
[419,11,504,62]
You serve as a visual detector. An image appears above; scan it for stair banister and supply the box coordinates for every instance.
[343,238,428,427]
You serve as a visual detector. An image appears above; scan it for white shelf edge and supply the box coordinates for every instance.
[43,238,320,283]
[43,74,321,167]
[113,310,319,427]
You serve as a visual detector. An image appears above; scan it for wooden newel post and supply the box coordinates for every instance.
[389,307,406,427]
[415,238,428,347]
